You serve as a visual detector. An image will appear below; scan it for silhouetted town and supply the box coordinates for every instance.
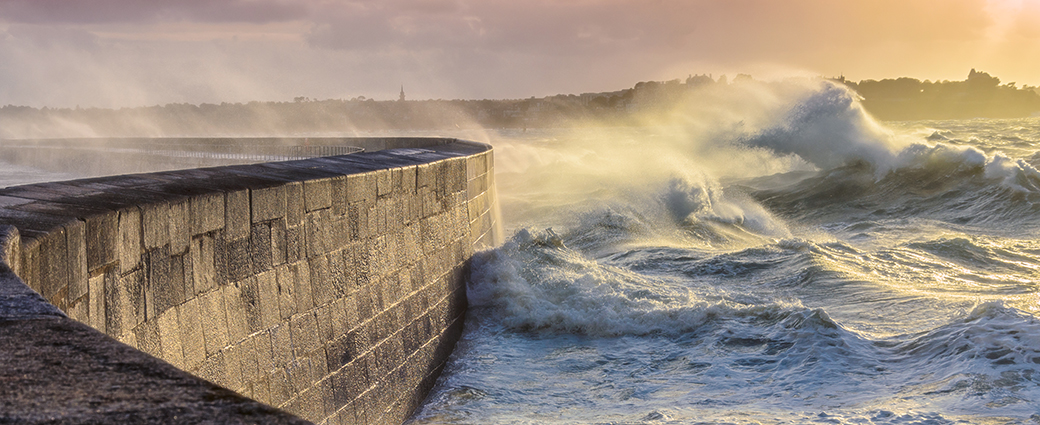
[3,70,1040,137]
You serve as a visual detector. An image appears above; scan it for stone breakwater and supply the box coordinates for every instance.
[0,138,500,424]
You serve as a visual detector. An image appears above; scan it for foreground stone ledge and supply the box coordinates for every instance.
[0,316,309,424]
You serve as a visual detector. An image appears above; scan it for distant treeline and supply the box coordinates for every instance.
[840,69,1040,120]
[2,70,1039,138]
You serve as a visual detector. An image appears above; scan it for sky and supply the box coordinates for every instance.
[0,0,1038,108]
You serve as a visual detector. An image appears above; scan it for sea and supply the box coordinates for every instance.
[3,80,1040,424]
[407,82,1040,424]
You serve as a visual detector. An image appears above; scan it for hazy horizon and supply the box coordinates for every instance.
[1,0,1038,109]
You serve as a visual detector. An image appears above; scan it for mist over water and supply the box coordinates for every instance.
[408,81,1040,424]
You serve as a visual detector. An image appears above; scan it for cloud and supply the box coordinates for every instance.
[0,0,309,25]
[0,0,1035,108]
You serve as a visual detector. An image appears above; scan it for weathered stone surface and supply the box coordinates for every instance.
[190,233,218,295]
[84,213,118,272]
[304,178,332,212]
[285,182,304,227]
[256,269,280,330]
[252,185,287,224]
[141,201,170,250]
[0,138,496,425]
[226,190,251,241]
[199,287,230,356]
[117,208,142,273]
[191,192,225,234]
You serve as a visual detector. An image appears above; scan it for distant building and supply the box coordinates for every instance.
[399,86,406,102]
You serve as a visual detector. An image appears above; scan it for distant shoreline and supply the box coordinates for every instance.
[3,70,1038,138]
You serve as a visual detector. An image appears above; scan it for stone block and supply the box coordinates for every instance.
[157,307,185,369]
[325,337,350,374]
[65,220,88,303]
[223,236,252,283]
[251,185,286,223]
[252,376,272,405]
[346,202,368,241]
[330,175,347,217]
[341,360,370,406]
[65,297,88,323]
[190,234,218,295]
[122,268,147,327]
[416,163,433,189]
[352,242,370,289]
[354,286,374,323]
[254,329,274,373]
[327,250,349,300]
[292,313,321,359]
[329,217,349,252]
[401,166,417,196]
[364,237,386,285]
[222,342,246,392]
[292,261,314,314]
[141,202,170,250]
[87,272,106,332]
[169,253,188,306]
[373,170,392,198]
[346,173,376,206]
[286,360,310,397]
[271,218,287,266]
[168,199,191,255]
[133,319,162,358]
[269,368,292,408]
[250,222,273,273]
[178,297,206,370]
[28,233,65,311]
[236,337,261,384]
[146,246,176,319]
[285,182,304,227]
[273,265,296,321]
[318,378,337,420]
[238,276,262,334]
[305,209,332,257]
[307,255,332,306]
[256,269,280,330]
[401,319,421,355]
[190,192,225,235]
[285,225,303,263]
[115,330,137,348]
[84,213,118,272]
[304,178,332,212]
[225,190,250,240]
[197,351,229,389]
[224,281,249,345]
[118,208,142,273]
[447,158,467,193]
[340,293,360,333]
[199,288,230,356]
[270,324,294,368]
[315,303,335,344]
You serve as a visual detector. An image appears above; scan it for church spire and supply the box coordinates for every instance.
[399,85,405,102]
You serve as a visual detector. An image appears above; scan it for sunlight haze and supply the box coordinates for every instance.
[0,0,1037,107]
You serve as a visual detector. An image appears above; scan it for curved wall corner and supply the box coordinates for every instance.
[0,138,501,424]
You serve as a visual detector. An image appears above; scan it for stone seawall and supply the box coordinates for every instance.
[0,138,500,424]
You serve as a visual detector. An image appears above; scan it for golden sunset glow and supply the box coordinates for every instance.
[0,0,1037,107]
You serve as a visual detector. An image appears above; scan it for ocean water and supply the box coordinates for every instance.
[408,82,1040,424]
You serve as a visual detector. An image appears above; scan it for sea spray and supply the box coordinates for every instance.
[409,83,1040,424]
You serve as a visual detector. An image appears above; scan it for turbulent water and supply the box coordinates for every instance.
[408,81,1040,424]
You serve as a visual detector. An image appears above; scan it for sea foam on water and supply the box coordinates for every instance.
[409,81,1040,424]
